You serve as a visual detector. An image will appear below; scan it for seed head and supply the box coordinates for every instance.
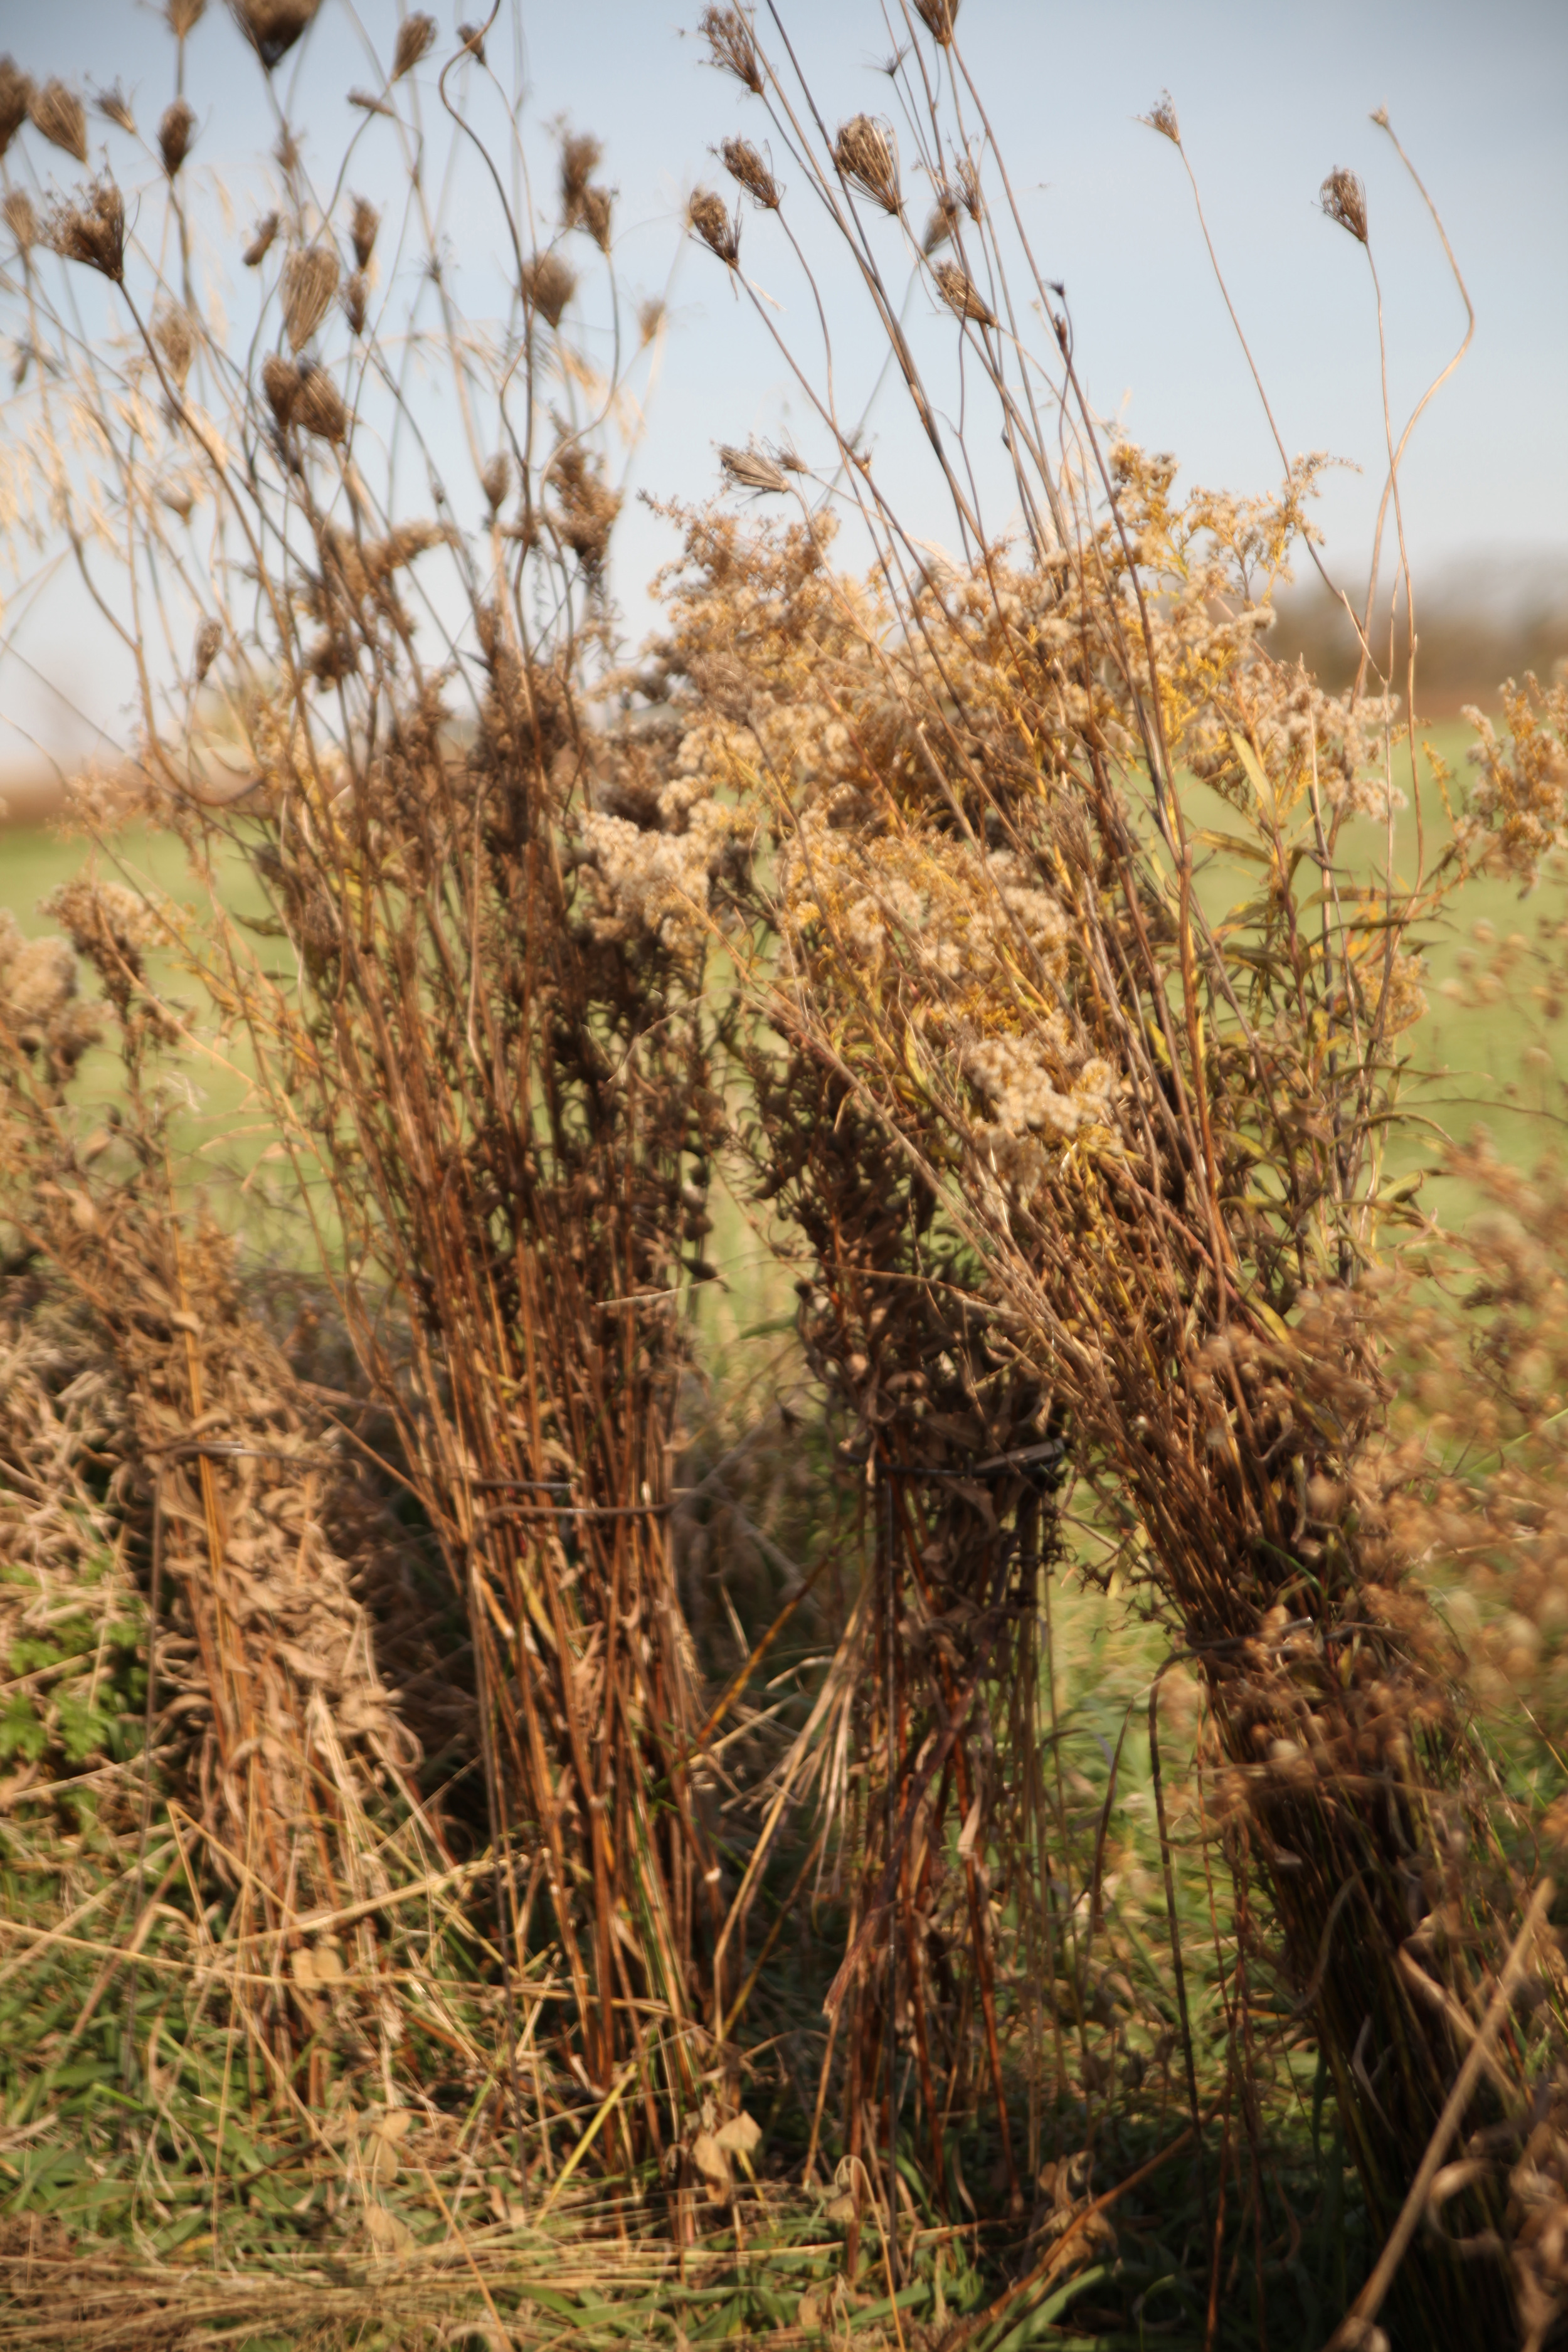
[720,443,787,497]
[261,351,299,428]
[700,6,763,95]
[230,0,322,74]
[1143,90,1180,144]
[521,250,576,329]
[480,452,511,512]
[293,361,347,442]
[31,80,88,165]
[578,186,613,252]
[911,0,959,40]
[153,301,196,389]
[0,60,31,159]
[167,0,207,31]
[719,136,779,209]
[933,258,993,326]
[282,244,340,352]
[391,12,437,81]
[349,195,379,271]
[44,179,126,282]
[687,187,739,266]
[159,97,196,176]
[560,130,601,220]
[921,184,960,255]
[347,88,393,117]
[97,83,137,136]
[342,270,367,335]
[834,115,901,215]
[193,615,222,683]
[243,209,278,267]
[3,189,36,250]
[637,297,665,346]
[1320,167,1368,245]
[455,20,485,63]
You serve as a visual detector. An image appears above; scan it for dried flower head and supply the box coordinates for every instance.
[347,88,393,117]
[835,115,901,214]
[3,189,36,251]
[1320,167,1369,244]
[293,361,347,442]
[911,0,958,40]
[638,297,665,346]
[1143,90,1180,144]
[391,12,437,81]
[230,0,322,73]
[349,195,379,271]
[455,19,485,63]
[547,444,619,578]
[521,250,576,329]
[0,60,30,158]
[480,452,511,512]
[719,135,779,209]
[153,302,196,389]
[44,179,126,282]
[159,97,196,176]
[687,187,739,266]
[576,185,613,252]
[97,83,137,135]
[157,476,195,521]
[342,270,367,335]
[242,209,278,267]
[31,80,88,164]
[167,0,207,33]
[933,258,994,326]
[921,184,960,255]
[193,615,223,684]
[699,6,763,95]
[720,444,788,497]
[261,351,299,428]
[560,130,602,223]
[282,244,340,352]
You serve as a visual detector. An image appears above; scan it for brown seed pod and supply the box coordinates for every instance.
[342,270,367,335]
[292,362,347,442]
[455,20,485,64]
[834,115,900,215]
[167,0,208,33]
[1320,167,1369,244]
[242,209,278,267]
[3,189,36,251]
[31,80,88,165]
[1143,90,1180,144]
[687,188,739,266]
[911,0,958,39]
[282,245,340,352]
[719,136,779,210]
[577,185,612,253]
[559,130,601,223]
[230,0,322,74]
[0,60,30,159]
[391,12,437,80]
[921,186,960,256]
[260,351,299,428]
[520,250,576,329]
[159,98,196,177]
[933,259,994,327]
[97,83,137,135]
[699,6,763,95]
[480,452,511,513]
[193,616,222,684]
[637,297,665,346]
[349,195,379,271]
[44,179,126,282]
[153,302,196,389]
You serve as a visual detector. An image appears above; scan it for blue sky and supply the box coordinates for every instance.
[1,0,1564,765]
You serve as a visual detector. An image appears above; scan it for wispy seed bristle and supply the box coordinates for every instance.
[97,83,137,136]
